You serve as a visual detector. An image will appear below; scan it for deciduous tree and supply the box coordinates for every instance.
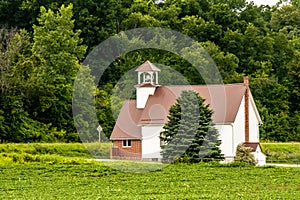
[29,4,86,133]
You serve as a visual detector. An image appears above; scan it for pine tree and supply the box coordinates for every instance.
[160,90,223,163]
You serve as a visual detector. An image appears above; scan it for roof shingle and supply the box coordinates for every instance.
[110,100,143,140]
[138,84,246,124]
[135,60,161,72]
[111,83,248,140]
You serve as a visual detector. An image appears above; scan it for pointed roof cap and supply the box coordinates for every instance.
[135,60,161,72]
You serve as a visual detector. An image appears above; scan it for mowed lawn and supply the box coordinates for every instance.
[0,162,300,199]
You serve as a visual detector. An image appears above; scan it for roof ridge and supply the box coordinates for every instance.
[162,83,245,87]
[135,60,161,72]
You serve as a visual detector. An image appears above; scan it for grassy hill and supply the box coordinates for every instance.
[261,143,300,163]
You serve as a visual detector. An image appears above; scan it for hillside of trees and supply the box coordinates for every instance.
[0,0,299,143]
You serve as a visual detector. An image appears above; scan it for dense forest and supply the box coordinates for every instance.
[0,0,299,143]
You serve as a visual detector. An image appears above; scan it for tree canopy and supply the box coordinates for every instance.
[0,0,299,142]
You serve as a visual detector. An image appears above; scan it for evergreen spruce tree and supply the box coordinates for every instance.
[160,90,224,163]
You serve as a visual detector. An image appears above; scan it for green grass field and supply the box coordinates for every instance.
[0,143,300,199]
[261,143,300,163]
[0,142,111,164]
[0,162,300,199]
[1,142,299,164]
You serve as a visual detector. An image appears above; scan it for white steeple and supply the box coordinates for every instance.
[135,61,160,109]
[135,60,160,85]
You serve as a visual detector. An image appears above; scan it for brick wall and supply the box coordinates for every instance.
[110,140,142,160]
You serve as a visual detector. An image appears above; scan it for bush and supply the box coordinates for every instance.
[234,144,257,166]
[0,143,113,164]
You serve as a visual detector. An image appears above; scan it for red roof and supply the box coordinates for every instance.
[138,84,246,124]
[110,83,248,140]
[110,100,143,140]
[243,142,261,152]
[135,60,161,72]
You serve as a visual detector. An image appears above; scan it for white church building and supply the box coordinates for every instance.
[110,61,266,165]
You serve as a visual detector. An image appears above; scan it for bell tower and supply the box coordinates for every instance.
[135,61,160,109]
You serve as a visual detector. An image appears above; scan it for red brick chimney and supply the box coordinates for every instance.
[244,76,249,142]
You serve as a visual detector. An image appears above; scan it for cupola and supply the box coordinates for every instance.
[135,61,160,109]
[135,60,160,85]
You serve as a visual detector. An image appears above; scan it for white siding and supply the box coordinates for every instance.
[141,125,163,159]
[249,97,260,142]
[139,94,262,161]
[232,96,246,155]
[253,146,266,166]
[215,124,234,158]
[136,87,156,108]
[142,124,236,160]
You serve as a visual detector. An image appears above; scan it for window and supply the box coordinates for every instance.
[122,140,131,147]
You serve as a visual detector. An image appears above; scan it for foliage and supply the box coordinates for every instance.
[29,4,86,133]
[0,142,112,160]
[234,144,257,166]
[0,1,300,142]
[0,152,92,165]
[161,90,223,163]
[73,65,99,141]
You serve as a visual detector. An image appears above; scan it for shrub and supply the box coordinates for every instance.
[234,144,257,166]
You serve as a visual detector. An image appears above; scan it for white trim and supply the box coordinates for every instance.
[111,138,141,140]
[138,123,164,126]
[230,123,235,156]
[249,91,262,124]
[122,139,132,147]
[215,122,234,125]
[138,72,141,84]
[232,88,246,123]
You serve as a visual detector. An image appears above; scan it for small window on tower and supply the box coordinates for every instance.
[122,140,131,147]
[144,73,152,83]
